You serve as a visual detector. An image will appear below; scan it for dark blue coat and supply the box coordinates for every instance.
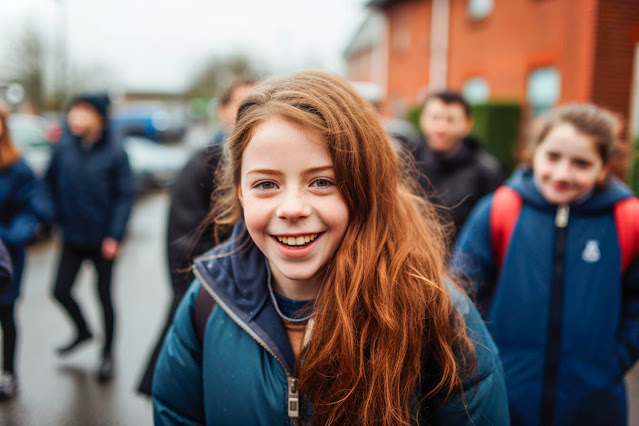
[45,129,135,247]
[0,159,52,303]
[0,238,12,291]
[152,223,510,425]
[452,168,639,426]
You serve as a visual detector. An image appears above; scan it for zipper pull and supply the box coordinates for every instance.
[288,377,299,418]
[555,204,570,228]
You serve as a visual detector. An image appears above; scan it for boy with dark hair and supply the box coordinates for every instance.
[415,90,505,236]
[46,94,135,382]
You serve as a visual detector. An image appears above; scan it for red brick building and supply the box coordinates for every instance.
[347,0,639,135]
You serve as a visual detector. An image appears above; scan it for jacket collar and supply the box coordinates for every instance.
[193,221,296,371]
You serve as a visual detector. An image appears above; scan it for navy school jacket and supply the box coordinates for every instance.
[0,158,52,303]
[152,222,510,425]
[452,167,639,426]
[45,129,135,247]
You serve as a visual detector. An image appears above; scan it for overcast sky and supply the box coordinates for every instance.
[0,0,368,93]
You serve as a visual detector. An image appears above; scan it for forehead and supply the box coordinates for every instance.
[538,123,599,158]
[242,117,330,167]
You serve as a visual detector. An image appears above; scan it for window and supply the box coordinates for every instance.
[527,67,561,116]
[462,77,490,104]
[468,0,493,20]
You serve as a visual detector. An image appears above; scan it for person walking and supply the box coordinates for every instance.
[0,108,52,399]
[415,91,506,237]
[452,104,639,425]
[45,94,135,381]
[152,70,509,424]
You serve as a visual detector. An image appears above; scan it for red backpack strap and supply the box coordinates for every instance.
[490,186,523,270]
[614,197,639,273]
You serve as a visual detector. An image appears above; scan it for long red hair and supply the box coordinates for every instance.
[0,109,22,170]
[209,70,475,425]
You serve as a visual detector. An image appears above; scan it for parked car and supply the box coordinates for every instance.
[7,114,60,176]
[112,105,186,143]
[123,136,189,193]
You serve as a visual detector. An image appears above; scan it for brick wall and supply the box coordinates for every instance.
[383,0,431,116]
[591,0,639,121]
[447,0,598,104]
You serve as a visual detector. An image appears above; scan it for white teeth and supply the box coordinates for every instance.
[276,233,318,246]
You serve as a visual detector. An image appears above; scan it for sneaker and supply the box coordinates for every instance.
[0,372,17,401]
[97,355,114,382]
[56,330,93,356]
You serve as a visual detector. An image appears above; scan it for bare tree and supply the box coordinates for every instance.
[2,24,46,113]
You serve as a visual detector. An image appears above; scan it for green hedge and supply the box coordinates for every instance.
[470,102,521,174]
[630,135,639,195]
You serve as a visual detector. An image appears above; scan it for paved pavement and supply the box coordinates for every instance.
[0,191,637,425]
[0,192,171,425]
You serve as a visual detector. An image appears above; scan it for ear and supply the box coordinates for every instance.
[237,183,244,208]
[465,116,474,133]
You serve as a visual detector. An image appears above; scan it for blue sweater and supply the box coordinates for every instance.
[45,129,135,247]
[152,223,510,425]
[0,159,52,303]
[453,168,639,426]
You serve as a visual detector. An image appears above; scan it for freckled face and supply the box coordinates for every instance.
[533,123,608,205]
[238,117,349,300]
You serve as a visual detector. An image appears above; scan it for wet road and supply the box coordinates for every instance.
[0,191,638,425]
[0,192,171,425]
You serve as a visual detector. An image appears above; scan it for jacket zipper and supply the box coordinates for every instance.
[193,268,300,421]
[540,204,569,425]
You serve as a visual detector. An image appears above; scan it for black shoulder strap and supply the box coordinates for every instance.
[193,284,216,345]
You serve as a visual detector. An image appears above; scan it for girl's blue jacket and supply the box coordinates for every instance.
[452,168,639,426]
[152,223,510,425]
[0,159,52,304]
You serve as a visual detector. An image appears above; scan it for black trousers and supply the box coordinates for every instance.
[0,304,16,374]
[52,242,115,356]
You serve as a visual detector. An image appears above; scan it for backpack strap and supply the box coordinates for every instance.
[490,186,523,270]
[614,197,639,273]
[193,284,216,345]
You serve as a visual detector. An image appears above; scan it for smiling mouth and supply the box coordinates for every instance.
[275,233,319,248]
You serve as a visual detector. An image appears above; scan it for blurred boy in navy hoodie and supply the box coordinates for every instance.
[46,94,135,382]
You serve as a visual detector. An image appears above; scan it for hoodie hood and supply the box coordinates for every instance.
[68,94,111,120]
[506,167,634,213]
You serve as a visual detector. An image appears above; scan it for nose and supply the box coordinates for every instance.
[276,188,311,221]
[553,160,572,181]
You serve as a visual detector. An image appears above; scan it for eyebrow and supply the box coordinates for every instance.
[246,165,334,176]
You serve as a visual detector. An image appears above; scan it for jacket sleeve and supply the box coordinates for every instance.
[0,166,54,245]
[153,280,205,425]
[431,287,510,425]
[107,149,136,241]
[0,239,12,291]
[451,195,497,302]
[619,257,639,373]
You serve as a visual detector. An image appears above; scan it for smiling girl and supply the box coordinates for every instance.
[152,70,508,425]
[453,104,639,425]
